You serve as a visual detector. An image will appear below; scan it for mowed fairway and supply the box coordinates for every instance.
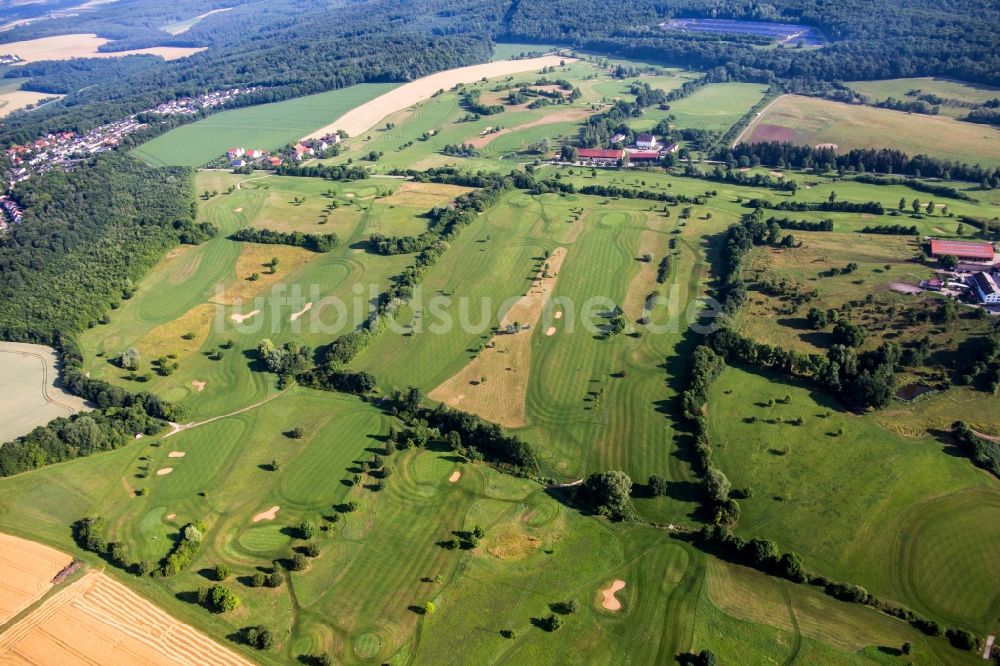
[132,83,398,167]
[79,171,416,420]
[742,94,1000,167]
[0,341,89,442]
[707,367,1000,635]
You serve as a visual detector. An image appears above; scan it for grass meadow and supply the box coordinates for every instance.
[743,94,1000,167]
[131,83,398,167]
[846,77,1000,119]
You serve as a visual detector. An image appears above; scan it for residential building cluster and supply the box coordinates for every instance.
[227,135,339,169]
[576,133,680,166]
[147,87,258,117]
[1,87,260,193]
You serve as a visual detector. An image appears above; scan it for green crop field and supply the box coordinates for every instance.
[131,83,398,167]
[664,82,769,132]
[742,94,1000,167]
[847,77,1000,118]
[491,43,564,60]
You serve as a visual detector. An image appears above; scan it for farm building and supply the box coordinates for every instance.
[635,133,657,149]
[627,150,661,162]
[969,272,1000,304]
[664,142,679,153]
[578,148,624,165]
[930,239,995,262]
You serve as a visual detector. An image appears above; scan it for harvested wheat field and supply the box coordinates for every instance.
[2,34,205,64]
[0,341,90,442]
[0,533,74,624]
[429,247,567,427]
[0,91,62,118]
[305,55,574,140]
[0,571,253,665]
[379,182,473,208]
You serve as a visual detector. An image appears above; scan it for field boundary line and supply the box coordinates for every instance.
[731,94,784,147]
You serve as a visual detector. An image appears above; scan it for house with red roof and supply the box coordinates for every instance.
[578,148,623,165]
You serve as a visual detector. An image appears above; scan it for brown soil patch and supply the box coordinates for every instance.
[467,108,596,148]
[889,282,923,294]
[167,451,186,458]
[139,302,216,362]
[485,525,542,560]
[448,470,461,483]
[0,571,253,664]
[252,506,280,523]
[156,467,173,476]
[600,579,626,611]
[428,247,568,427]
[212,243,316,305]
[623,229,661,322]
[747,123,796,144]
[305,55,574,140]
[3,34,204,64]
[0,533,74,624]
[191,380,206,391]
[379,182,473,208]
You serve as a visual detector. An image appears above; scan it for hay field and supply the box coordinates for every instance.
[0,571,253,665]
[0,341,89,442]
[663,82,768,132]
[0,89,61,118]
[132,83,397,167]
[0,532,73,624]
[303,55,574,140]
[743,94,1000,167]
[1,33,205,64]
[847,77,1000,118]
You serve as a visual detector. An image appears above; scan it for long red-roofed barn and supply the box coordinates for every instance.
[577,148,624,165]
[929,239,995,262]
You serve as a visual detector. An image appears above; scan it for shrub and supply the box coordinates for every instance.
[208,585,240,613]
[244,625,275,651]
[214,563,230,581]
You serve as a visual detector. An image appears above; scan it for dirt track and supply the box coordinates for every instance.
[304,55,574,140]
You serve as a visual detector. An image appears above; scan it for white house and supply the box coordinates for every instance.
[970,271,1000,304]
[635,133,657,149]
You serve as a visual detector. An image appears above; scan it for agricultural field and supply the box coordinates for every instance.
[741,94,1000,167]
[657,82,768,132]
[846,77,1000,119]
[0,33,204,63]
[132,83,399,167]
[0,341,89,442]
[491,42,563,61]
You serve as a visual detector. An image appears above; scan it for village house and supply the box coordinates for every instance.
[293,142,314,158]
[969,271,1000,304]
[664,142,680,153]
[626,150,661,163]
[635,133,657,149]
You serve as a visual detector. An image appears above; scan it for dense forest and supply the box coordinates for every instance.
[0,154,198,343]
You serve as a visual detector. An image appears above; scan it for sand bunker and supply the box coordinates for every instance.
[166,513,176,520]
[601,579,626,611]
[230,309,260,323]
[448,471,461,483]
[305,55,574,140]
[0,532,75,624]
[429,248,567,427]
[156,468,173,476]
[554,311,563,319]
[546,326,557,336]
[290,302,313,321]
[0,571,254,665]
[167,451,186,458]
[191,380,206,392]
[252,506,280,523]
[233,207,243,213]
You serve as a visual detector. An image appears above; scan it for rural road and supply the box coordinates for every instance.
[731,95,782,148]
